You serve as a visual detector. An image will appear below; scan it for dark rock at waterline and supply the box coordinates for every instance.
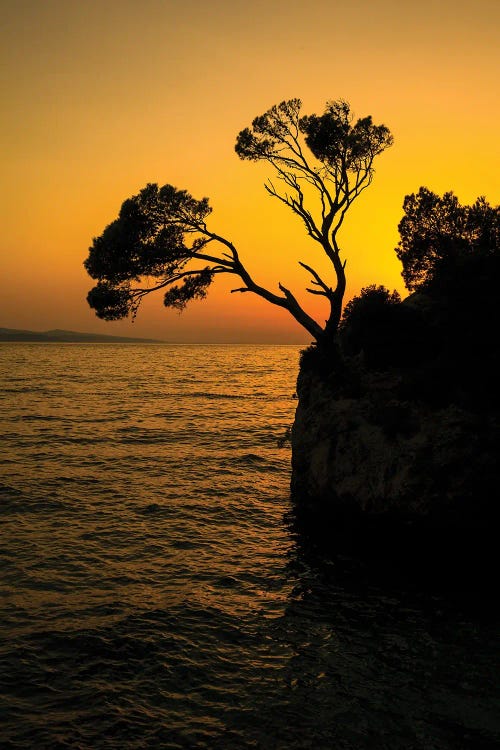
[290,292,500,568]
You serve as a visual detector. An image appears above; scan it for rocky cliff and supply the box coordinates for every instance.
[290,297,500,559]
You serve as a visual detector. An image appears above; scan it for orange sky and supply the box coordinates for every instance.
[1,0,498,342]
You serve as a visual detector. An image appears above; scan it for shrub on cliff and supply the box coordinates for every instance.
[395,190,500,399]
[395,188,499,292]
[339,285,433,369]
[338,192,499,380]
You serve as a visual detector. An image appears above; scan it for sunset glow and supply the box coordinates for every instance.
[1,0,498,342]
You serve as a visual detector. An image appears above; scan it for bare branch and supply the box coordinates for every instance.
[306,287,328,296]
[191,251,234,267]
[134,266,230,296]
[266,169,323,243]
[298,261,332,295]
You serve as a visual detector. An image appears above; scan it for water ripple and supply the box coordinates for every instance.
[1,344,499,749]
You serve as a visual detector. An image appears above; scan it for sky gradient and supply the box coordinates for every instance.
[1,0,498,342]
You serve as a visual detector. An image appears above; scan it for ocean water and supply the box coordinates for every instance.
[1,343,499,749]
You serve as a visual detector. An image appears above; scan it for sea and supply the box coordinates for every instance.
[1,343,499,749]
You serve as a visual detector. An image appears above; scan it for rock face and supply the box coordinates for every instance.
[291,355,499,548]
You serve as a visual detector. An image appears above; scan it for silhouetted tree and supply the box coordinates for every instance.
[396,187,499,291]
[339,285,401,364]
[339,284,435,368]
[340,285,401,334]
[85,99,393,350]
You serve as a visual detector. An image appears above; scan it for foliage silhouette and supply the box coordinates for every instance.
[394,189,500,393]
[339,285,400,358]
[339,285,433,368]
[396,187,499,291]
[85,99,393,348]
[340,285,401,334]
[333,191,499,400]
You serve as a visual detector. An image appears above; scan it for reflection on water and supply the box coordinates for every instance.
[1,344,499,749]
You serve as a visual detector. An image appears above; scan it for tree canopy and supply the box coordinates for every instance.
[336,190,499,378]
[396,187,499,291]
[85,99,393,348]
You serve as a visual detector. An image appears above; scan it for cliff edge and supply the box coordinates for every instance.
[290,289,500,562]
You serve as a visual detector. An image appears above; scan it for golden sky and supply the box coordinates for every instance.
[1,0,498,342]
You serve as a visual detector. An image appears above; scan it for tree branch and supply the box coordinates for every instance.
[298,261,332,296]
[230,259,324,340]
[265,176,323,243]
[134,266,231,296]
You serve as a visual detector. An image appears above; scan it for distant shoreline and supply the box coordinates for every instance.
[0,328,304,345]
[0,338,165,343]
[0,327,164,344]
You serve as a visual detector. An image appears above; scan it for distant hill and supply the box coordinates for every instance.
[0,327,165,343]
